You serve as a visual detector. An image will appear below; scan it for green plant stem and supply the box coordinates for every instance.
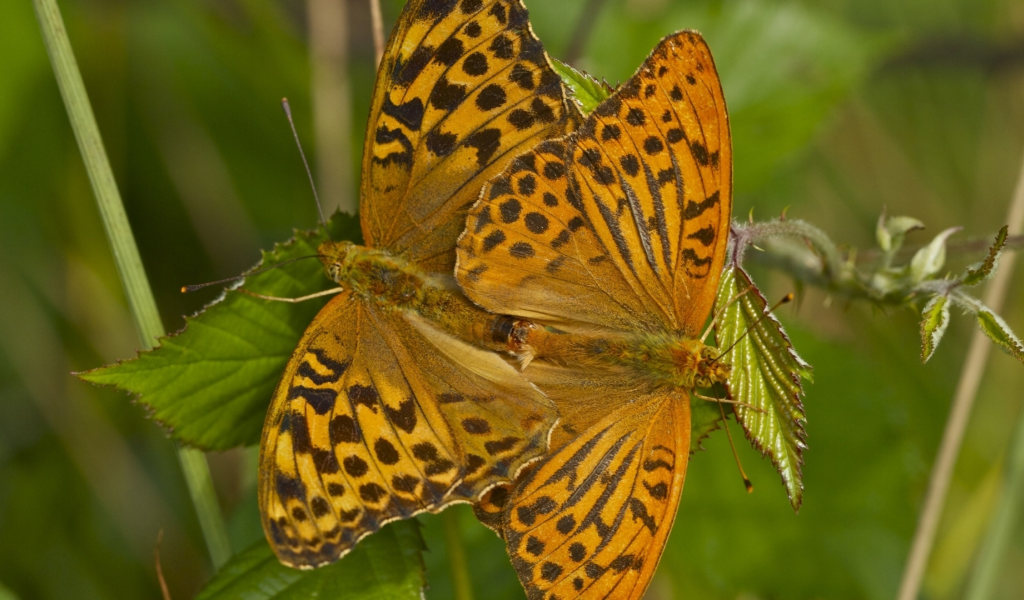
[33,0,232,570]
[441,509,475,600]
[964,404,1024,599]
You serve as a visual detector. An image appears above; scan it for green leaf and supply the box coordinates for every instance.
[919,294,950,363]
[962,225,1008,286]
[196,521,425,600]
[909,226,960,283]
[876,211,924,255]
[551,58,611,114]
[714,265,812,509]
[976,307,1024,364]
[79,213,361,450]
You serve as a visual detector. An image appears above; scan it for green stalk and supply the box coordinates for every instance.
[964,404,1024,599]
[33,0,232,570]
[441,509,475,600]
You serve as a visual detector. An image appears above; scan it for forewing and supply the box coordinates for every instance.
[458,31,731,335]
[458,140,660,333]
[570,31,732,334]
[502,393,691,600]
[361,0,579,273]
[259,293,557,568]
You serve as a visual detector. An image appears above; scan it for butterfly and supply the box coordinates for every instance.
[258,0,583,569]
[456,30,732,598]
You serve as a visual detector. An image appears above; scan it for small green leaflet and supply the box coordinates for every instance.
[919,294,950,363]
[909,226,960,283]
[196,521,424,600]
[875,212,924,256]
[80,213,362,450]
[714,265,812,509]
[963,225,1008,286]
[976,307,1024,364]
[552,58,611,114]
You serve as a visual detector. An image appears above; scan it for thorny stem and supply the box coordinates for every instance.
[33,0,232,570]
[735,217,1016,306]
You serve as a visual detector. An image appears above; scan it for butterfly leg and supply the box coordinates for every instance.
[692,392,763,413]
[239,287,344,303]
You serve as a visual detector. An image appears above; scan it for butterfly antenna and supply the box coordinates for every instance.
[181,255,323,293]
[711,293,794,364]
[717,395,753,494]
[281,98,328,232]
[700,284,754,343]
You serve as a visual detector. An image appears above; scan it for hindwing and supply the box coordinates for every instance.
[259,292,557,567]
[502,388,691,600]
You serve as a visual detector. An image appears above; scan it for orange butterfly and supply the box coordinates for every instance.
[457,31,732,598]
[258,0,581,568]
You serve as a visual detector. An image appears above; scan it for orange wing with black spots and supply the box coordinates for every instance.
[458,30,731,336]
[361,0,580,273]
[504,385,690,600]
[259,292,556,568]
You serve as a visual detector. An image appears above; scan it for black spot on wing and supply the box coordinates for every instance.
[425,129,457,157]
[683,191,720,220]
[288,386,338,416]
[393,45,433,87]
[276,472,306,501]
[418,0,459,20]
[690,140,711,166]
[384,398,418,434]
[687,225,716,247]
[373,125,413,167]
[628,497,657,533]
[330,414,361,444]
[476,84,506,111]
[462,52,489,76]
[380,96,425,132]
[482,229,506,252]
[429,76,468,111]
[464,128,502,166]
[348,384,379,412]
[433,37,464,67]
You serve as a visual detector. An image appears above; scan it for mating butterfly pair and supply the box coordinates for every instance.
[259,1,731,598]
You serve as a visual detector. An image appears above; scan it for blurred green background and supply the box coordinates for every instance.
[1,0,1023,598]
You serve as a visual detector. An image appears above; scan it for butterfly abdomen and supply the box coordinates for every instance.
[523,327,730,389]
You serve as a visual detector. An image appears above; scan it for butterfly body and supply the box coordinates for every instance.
[320,239,531,355]
[520,328,731,390]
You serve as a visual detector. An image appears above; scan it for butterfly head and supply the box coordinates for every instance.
[318,240,357,284]
[669,339,732,390]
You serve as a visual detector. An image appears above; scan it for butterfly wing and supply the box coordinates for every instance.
[501,388,691,599]
[361,0,580,273]
[259,292,557,567]
[458,30,731,335]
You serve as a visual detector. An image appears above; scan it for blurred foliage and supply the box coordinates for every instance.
[2,0,1023,599]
